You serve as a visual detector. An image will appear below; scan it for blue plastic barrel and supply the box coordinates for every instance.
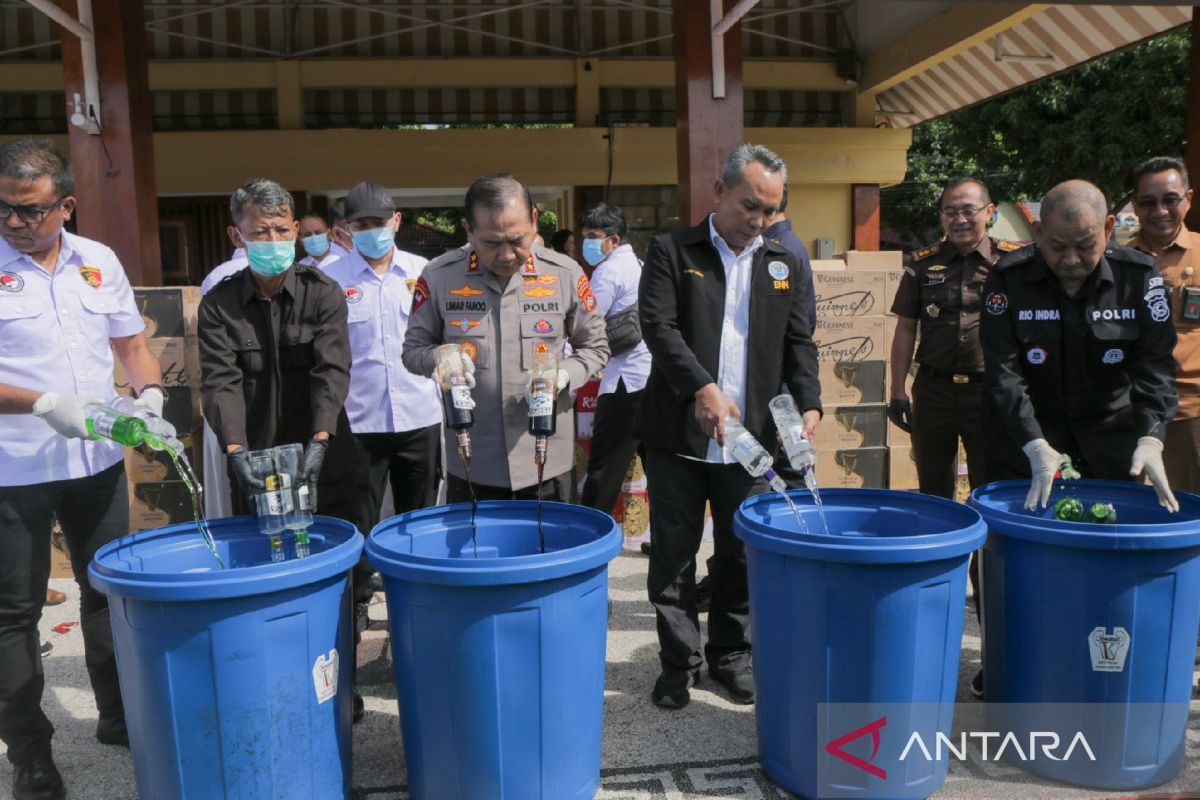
[971,479,1200,789]
[366,500,622,800]
[88,516,363,800]
[735,489,987,799]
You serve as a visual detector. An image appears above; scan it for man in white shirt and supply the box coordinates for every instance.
[297,210,343,271]
[199,246,247,295]
[0,139,164,800]
[578,203,652,515]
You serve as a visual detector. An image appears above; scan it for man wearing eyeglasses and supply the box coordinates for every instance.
[0,139,164,800]
[1124,157,1200,494]
[889,177,1020,500]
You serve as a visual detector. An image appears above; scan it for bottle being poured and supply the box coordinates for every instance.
[720,416,808,534]
[526,350,562,554]
[768,394,827,535]
[435,343,478,556]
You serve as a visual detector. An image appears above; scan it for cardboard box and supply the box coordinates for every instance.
[810,258,846,271]
[885,269,903,316]
[814,270,887,318]
[817,404,887,449]
[813,446,888,489]
[889,445,919,491]
[125,442,202,484]
[112,336,200,389]
[818,361,886,406]
[841,250,903,271]
[129,481,195,531]
[814,316,886,362]
[887,418,911,447]
[134,286,201,339]
[50,521,72,579]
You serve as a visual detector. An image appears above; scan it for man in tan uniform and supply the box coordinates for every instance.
[1125,157,1200,493]
[403,174,609,501]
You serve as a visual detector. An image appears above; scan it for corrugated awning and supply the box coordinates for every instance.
[876,5,1192,128]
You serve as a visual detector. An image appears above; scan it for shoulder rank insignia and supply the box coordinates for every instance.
[996,240,1023,252]
[912,243,941,261]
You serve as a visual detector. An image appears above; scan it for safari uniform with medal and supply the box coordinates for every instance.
[890,237,1017,497]
[1124,224,1200,492]
[980,242,1178,481]
[401,245,609,499]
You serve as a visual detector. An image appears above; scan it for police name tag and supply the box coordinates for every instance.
[1183,286,1200,321]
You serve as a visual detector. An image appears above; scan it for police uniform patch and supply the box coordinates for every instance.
[412,276,430,313]
[903,266,917,278]
[450,284,483,298]
[523,285,555,299]
[1026,346,1047,365]
[461,340,479,364]
[0,272,24,292]
[1149,276,1164,289]
[344,286,362,304]
[450,318,481,333]
[913,244,940,261]
[683,268,705,279]
[985,292,1008,315]
[768,261,789,281]
[532,318,554,334]
[467,252,480,273]
[522,256,537,275]
[78,266,102,289]
[1102,348,1125,365]
[577,274,597,313]
[405,278,417,293]
[523,274,557,286]
[1146,287,1171,323]
[996,240,1022,252]
[925,303,940,319]
[534,341,550,355]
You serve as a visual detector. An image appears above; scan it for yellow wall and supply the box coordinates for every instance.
[786,184,852,256]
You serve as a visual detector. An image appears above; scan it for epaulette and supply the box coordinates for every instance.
[424,244,470,273]
[1104,242,1156,268]
[995,242,1037,270]
[534,247,579,270]
[763,236,788,253]
[911,242,941,261]
[995,239,1023,252]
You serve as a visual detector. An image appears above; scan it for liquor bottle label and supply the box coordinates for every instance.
[529,393,554,417]
[451,385,473,410]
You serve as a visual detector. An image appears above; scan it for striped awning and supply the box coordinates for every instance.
[876,5,1192,128]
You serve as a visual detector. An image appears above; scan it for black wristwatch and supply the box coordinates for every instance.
[139,383,168,401]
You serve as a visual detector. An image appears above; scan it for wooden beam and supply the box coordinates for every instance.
[852,184,880,251]
[859,3,1047,95]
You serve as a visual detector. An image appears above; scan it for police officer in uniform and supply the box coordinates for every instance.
[402,174,609,501]
[889,177,1019,498]
[981,180,1179,512]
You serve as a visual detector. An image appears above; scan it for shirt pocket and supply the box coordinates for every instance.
[519,312,565,371]
[280,324,315,369]
[346,309,376,355]
[234,338,266,374]
[78,290,122,340]
[1088,320,1138,386]
[0,297,52,356]
[919,280,953,312]
[443,314,490,370]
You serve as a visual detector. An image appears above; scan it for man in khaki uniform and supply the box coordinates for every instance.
[403,174,609,501]
[1125,156,1200,493]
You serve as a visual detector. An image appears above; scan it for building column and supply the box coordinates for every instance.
[673,0,744,227]
[59,0,161,285]
[852,183,880,251]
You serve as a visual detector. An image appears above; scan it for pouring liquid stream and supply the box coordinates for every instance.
[168,449,225,569]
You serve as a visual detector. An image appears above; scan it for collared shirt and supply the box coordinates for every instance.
[706,214,762,463]
[323,247,440,433]
[0,231,144,485]
[590,243,651,395]
[1124,225,1200,419]
[200,252,249,296]
[298,250,343,271]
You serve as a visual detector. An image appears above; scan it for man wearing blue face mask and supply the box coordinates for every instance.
[297,210,343,271]
[578,203,652,516]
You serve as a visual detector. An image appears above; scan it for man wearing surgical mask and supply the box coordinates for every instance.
[297,210,343,271]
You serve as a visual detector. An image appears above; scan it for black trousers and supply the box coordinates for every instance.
[644,447,765,674]
[580,381,644,515]
[911,369,987,500]
[0,462,128,765]
[445,469,576,503]
[356,424,442,532]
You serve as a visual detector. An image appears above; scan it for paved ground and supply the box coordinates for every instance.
[10,542,1200,799]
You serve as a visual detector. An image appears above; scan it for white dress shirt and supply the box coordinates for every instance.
[199,250,248,296]
[298,250,343,271]
[705,214,762,464]
[323,247,441,434]
[0,231,144,485]
[590,243,651,395]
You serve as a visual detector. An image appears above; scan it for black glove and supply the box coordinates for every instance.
[228,447,266,497]
[887,399,914,433]
[301,437,329,485]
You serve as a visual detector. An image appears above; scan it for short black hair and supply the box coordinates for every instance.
[550,229,573,253]
[939,177,991,208]
[579,203,627,239]
[0,138,72,197]
[299,209,330,226]
[1132,156,1189,191]
[778,185,789,214]
[463,173,534,228]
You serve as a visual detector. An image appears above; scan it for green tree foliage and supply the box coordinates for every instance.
[883,28,1190,243]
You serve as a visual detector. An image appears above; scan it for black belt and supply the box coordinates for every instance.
[920,366,984,384]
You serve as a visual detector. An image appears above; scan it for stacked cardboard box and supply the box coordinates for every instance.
[120,287,205,531]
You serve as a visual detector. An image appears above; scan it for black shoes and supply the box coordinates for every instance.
[12,753,65,800]
[652,669,699,709]
[353,689,365,724]
[709,665,755,704]
[96,716,129,747]
[39,640,52,658]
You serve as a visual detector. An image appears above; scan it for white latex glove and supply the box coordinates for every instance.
[523,369,570,402]
[461,355,477,389]
[1130,436,1179,513]
[1021,438,1063,511]
[133,386,165,418]
[32,392,103,439]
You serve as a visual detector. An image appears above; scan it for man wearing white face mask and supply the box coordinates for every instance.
[297,210,343,271]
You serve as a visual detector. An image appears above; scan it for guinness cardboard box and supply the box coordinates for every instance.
[887,418,911,447]
[814,271,887,318]
[125,441,201,484]
[885,269,903,316]
[889,445,919,491]
[135,287,200,339]
[129,481,194,532]
[817,404,886,450]
[814,316,886,363]
[112,336,200,389]
[50,520,73,579]
[841,250,903,271]
[813,446,887,489]
[818,361,885,405]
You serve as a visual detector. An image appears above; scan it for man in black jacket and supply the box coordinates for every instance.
[637,144,822,709]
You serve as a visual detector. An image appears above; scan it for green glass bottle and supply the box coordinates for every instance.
[1089,502,1117,524]
[1053,497,1085,522]
[85,406,149,447]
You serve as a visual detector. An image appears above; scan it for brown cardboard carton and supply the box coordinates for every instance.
[816,404,887,449]
[50,521,72,579]
[813,446,887,489]
[842,250,903,271]
[885,269,903,315]
[134,286,201,339]
[125,442,201,484]
[889,445,919,491]
[112,336,200,389]
[814,271,887,318]
[810,258,847,271]
[887,418,911,447]
[129,481,194,531]
[818,361,886,406]
[814,316,886,363]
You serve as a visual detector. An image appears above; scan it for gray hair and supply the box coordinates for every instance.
[721,143,787,188]
[0,138,73,197]
[229,178,295,227]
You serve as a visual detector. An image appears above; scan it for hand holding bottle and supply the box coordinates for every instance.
[32,392,104,439]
